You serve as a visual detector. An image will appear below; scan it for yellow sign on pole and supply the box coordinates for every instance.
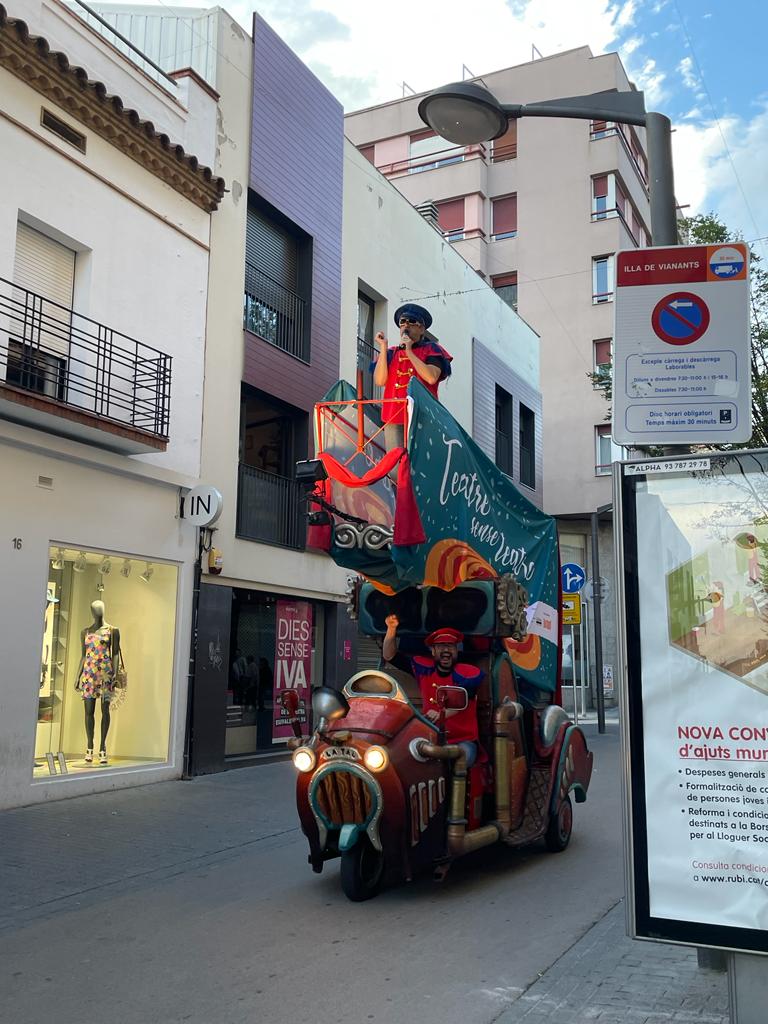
[562,593,582,626]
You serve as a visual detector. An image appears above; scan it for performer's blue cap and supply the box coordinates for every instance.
[394,303,432,329]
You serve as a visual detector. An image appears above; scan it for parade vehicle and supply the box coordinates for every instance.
[280,378,593,901]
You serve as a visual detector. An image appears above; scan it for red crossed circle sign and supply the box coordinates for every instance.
[651,291,710,346]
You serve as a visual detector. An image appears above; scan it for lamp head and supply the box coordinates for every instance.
[418,81,510,145]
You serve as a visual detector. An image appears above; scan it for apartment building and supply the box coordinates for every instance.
[0,0,222,808]
[345,46,653,702]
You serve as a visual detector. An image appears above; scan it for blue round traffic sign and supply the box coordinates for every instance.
[561,562,586,593]
[651,291,710,346]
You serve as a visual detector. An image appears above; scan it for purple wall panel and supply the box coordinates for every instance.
[246,15,343,412]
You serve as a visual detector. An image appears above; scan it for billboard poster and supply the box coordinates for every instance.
[620,452,768,953]
[272,599,312,743]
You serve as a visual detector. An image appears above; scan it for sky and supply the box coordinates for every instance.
[149,0,768,252]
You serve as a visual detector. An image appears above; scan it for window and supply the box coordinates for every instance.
[492,195,517,239]
[34,545,178,779]
[592,255,614,304]
[492,271,518,311]
[592,175,609,219]
[495,385,514,476]
[491,121,517,162]
[359,144,375,165]
[356,292,378,399]
[6,340,65,399]
[436,198,465,241]
[244,199,311,362]
[595,424,626,475]
[594,338,612,371]
[409,130,463,173]
[519,404,535,489]
[590,119,610,140]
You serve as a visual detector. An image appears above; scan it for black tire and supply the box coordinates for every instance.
[545,795,573,852]
[340,838,384,901]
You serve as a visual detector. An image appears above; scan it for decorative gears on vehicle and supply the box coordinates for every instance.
[497,574,528,640]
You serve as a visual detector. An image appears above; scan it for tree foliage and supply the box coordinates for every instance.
[588,213,768,449]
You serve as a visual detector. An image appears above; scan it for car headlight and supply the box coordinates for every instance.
[363,745,389,772]
[292,747,316,773]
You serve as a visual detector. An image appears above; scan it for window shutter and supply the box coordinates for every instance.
[359,144,375,164]
[356,636,382,670]
[492,121,517,161]
[492,272,518,289]
[436,198,465,233]
[592,175,608,198]
[245,207,298,291]
[594,338,612,367]
[492,195,517,235]
[592,119,607,133]
[13,222,75,357]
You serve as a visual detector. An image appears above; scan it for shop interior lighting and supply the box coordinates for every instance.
[73,552,88,573]
[120,559,132,578]
[50,548,65,570]
[98,556,112,575]
[139,563,154,584]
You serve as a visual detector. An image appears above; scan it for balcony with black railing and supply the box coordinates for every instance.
[244,261,309,363]
[0,277,172,453]
[236,463,307,550]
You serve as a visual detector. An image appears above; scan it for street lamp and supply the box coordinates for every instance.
[417,81,677,245]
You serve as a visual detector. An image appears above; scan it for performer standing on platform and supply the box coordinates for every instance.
[373,303,452,449]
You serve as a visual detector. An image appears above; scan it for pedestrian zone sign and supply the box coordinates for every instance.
[613,243,750,445]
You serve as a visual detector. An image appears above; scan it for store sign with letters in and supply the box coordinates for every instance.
[619,451,768,953]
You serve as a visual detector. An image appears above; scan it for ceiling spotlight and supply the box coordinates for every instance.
[120,559,132,578]
[139,563,154,584]
[50,548,65,570]
[73,552,88,573]
[98,556,112,575]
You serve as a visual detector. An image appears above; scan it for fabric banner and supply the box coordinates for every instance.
[272,599,312,743]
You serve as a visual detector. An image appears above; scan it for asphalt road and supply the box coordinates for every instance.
[0,721,622,1024]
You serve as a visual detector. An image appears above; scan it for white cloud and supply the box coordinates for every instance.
[678,55,699,91]
[622,35,645,55]
[673,104,768,251]
[627,56,667,106]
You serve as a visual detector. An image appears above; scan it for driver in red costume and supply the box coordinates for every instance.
[382,615,483,766]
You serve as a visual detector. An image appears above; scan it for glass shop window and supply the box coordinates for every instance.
[34,545,178,778]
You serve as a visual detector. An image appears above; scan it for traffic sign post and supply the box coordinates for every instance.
[613,243,751,445]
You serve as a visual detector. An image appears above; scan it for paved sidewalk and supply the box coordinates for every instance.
[494,901,729,1024]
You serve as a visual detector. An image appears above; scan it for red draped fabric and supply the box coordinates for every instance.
[318,449,426,547]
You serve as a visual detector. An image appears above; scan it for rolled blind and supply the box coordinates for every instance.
[492,121,517,161]
[245,207,298,291]
[492,195,517,235]
[492,271,518,289]
[13,222,75,356]
[436,198,464,233]
[592,175,608,198]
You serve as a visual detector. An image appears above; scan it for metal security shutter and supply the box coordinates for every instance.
[13,223,75,356]
[356,635,382,670]
[245,207,297,291]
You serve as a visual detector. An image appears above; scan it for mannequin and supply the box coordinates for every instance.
[74,600,121,765]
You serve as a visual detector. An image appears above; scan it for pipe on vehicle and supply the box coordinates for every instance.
[413,740,501,857]
[492,700,525,837]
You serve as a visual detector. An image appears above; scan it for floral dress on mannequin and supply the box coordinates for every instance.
[79,625,115,700]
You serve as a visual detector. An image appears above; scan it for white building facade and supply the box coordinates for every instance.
[0,0,222,808]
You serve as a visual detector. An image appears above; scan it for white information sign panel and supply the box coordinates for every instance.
[613,243,750,445]
[622,455,768,953]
